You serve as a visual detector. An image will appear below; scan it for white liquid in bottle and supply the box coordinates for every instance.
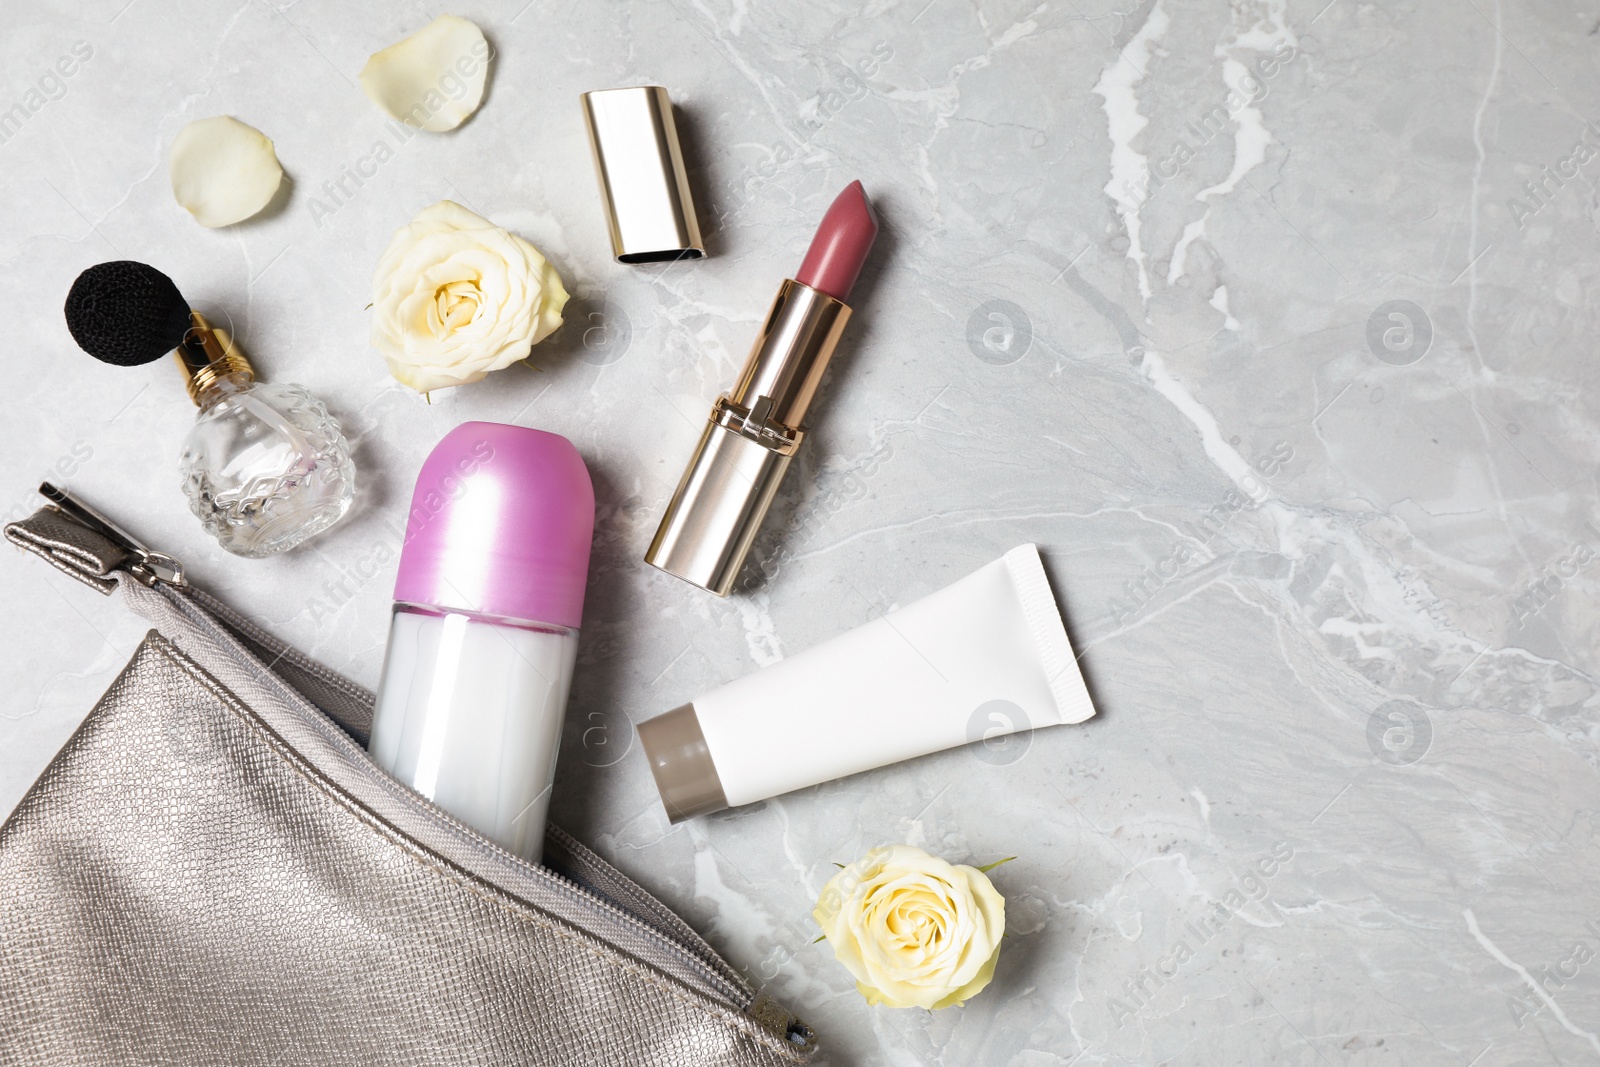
[370,606,578,863]
[364,423,595,868]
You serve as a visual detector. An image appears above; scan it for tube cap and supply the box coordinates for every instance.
[637,703,728,822]
[581,86,705,263]
[394,422,595,629]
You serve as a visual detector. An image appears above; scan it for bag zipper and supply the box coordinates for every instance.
[38,484,760,1013]
[39,482,186,587]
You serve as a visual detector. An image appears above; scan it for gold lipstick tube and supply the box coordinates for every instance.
[645,279,851,595]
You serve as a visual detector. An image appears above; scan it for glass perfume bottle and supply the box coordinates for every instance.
[64,260,356,559]
[174,315,355,558]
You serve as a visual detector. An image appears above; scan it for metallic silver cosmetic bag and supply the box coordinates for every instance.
[0,487,815,1067]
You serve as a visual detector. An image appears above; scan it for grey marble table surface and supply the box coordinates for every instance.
[3,0,1599,1064]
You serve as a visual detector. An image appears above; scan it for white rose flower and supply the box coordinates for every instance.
[371,200,568,394]
[813,844,1007,1010]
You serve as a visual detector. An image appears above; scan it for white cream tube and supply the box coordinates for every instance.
[637,544,1095,821]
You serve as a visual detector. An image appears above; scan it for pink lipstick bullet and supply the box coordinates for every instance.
[796,180,880,302]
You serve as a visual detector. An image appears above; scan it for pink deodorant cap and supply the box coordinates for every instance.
[393,422,595,630]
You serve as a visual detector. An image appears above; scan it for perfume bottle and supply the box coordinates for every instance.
[172,317,354,557]
[65,261,355,558]
[367,423,594,864]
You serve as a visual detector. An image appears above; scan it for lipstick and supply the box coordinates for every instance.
[646,181,879,596]
[796,180,879,300]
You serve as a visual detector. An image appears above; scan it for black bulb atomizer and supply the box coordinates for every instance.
[65,261,355,558]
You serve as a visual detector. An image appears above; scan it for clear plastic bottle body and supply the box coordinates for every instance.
[178,374,355,558]
[368,603,578,864]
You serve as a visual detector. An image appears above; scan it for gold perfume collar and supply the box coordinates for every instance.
[174,311,254,405]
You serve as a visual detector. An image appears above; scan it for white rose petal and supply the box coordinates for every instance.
[371,200,568,394]
[359,15,489,133]
[169,116,284,228]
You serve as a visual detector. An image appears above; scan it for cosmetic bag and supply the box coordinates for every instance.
[0,488,815,1066]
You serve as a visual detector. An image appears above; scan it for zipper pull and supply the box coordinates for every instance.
[39,482,187,588]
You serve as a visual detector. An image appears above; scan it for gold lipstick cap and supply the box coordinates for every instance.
[645,280,850,596]
[581,86,705,263]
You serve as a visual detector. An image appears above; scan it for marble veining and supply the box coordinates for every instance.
[3,0,1599,1064]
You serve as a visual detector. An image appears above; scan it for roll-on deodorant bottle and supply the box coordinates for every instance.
[368,422,594,864]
